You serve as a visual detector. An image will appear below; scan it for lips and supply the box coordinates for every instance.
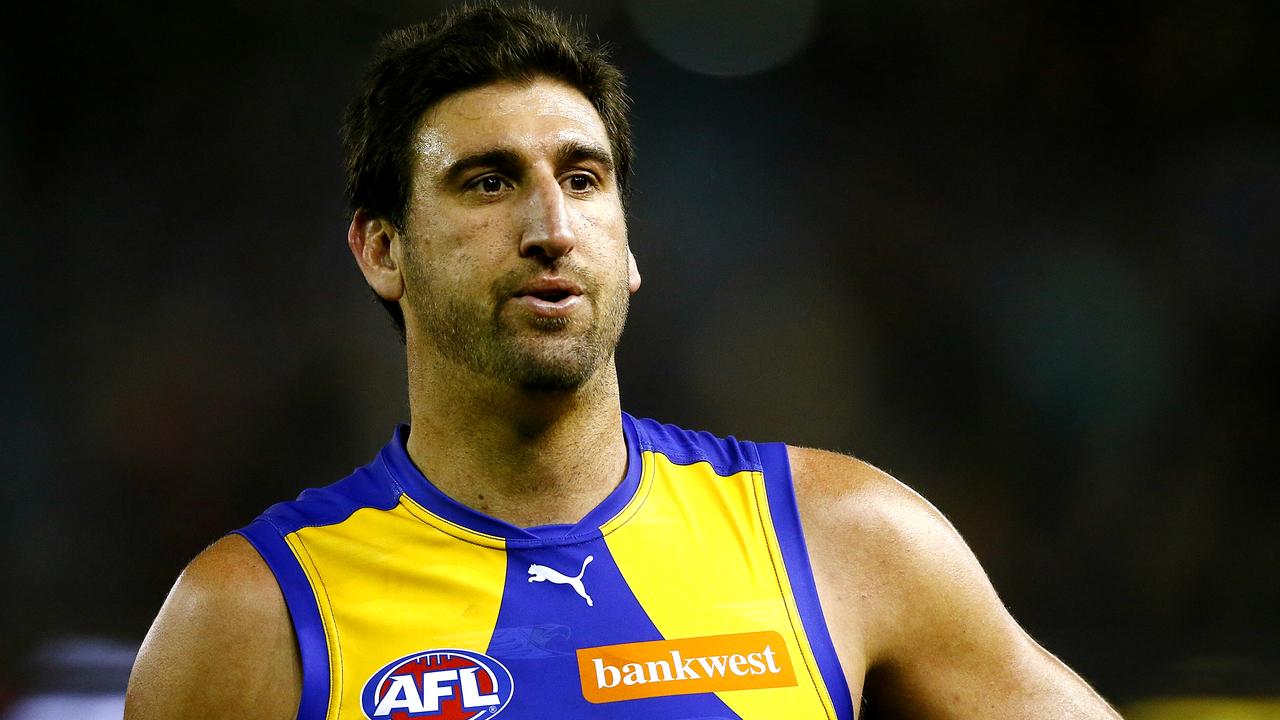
[512,277,585,318]
[514,277,583,302]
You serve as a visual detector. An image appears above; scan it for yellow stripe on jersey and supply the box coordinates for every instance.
[286,499,508,718]
[603,450,837,719]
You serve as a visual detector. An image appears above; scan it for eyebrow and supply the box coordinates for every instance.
[440,148,523,188]
[438,141,616,188]
[554,140,615,177]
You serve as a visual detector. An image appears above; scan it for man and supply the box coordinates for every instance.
[126,5,1121,719]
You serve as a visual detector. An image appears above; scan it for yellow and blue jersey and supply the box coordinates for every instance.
[237,413,854,720]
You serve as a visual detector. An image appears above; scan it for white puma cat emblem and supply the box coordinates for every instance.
[528,555,594,607]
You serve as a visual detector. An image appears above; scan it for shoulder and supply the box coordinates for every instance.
[785,445,960,563]
[125,534,300,720]
[169,534,291,623]
[784,447,1121,718]
[783,446,1015,663]
[785,445,915,517]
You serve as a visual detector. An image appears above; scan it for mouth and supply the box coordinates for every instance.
[526,288,573,303]
[512,277,584,317]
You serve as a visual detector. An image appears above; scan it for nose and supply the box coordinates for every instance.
[518,173,576,261]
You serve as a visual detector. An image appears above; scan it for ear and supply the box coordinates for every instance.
[348,209,404,303]
[627,249,642,294]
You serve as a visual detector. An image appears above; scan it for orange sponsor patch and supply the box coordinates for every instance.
[577,630,797,704]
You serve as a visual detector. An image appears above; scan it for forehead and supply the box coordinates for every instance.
[413,78,610,175]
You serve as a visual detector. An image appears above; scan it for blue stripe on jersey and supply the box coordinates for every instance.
[756,442,855,720]
[256,452,402,535]
[630,416,762,476]
[487,538,741,719]
[237,520,331,720]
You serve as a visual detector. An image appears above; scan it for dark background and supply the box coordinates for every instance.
[3,0,1278,711]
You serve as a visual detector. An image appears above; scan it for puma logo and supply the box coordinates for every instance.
[528,555,594,607]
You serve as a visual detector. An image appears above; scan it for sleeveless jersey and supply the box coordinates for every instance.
[237,413,854,720]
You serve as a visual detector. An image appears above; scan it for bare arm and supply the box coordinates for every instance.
[789,447,1120,719]
[125,534,301,720]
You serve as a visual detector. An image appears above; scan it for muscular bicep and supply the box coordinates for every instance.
[125,534,301,720]
[789,447,1119,720]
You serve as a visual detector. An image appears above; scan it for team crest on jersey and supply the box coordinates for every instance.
[361,648,514,720]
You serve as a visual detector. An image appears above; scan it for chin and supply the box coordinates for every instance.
[513,375,589,394]
[505,355,598,393]
[489,328,605,388]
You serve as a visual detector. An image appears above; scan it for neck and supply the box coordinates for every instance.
[403,345,628,529]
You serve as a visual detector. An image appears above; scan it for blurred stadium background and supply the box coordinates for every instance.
[2,0,1277,716]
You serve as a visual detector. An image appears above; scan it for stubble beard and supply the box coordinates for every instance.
[413,267,630,393]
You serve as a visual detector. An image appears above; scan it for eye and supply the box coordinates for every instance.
[563,173,596,193]
[477,175,508,194]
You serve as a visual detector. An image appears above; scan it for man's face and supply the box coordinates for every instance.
[398,78,639,392]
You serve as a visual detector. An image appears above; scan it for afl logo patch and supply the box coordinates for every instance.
[361,648,514,720]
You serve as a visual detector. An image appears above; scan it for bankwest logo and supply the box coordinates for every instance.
[576,631,796,703]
